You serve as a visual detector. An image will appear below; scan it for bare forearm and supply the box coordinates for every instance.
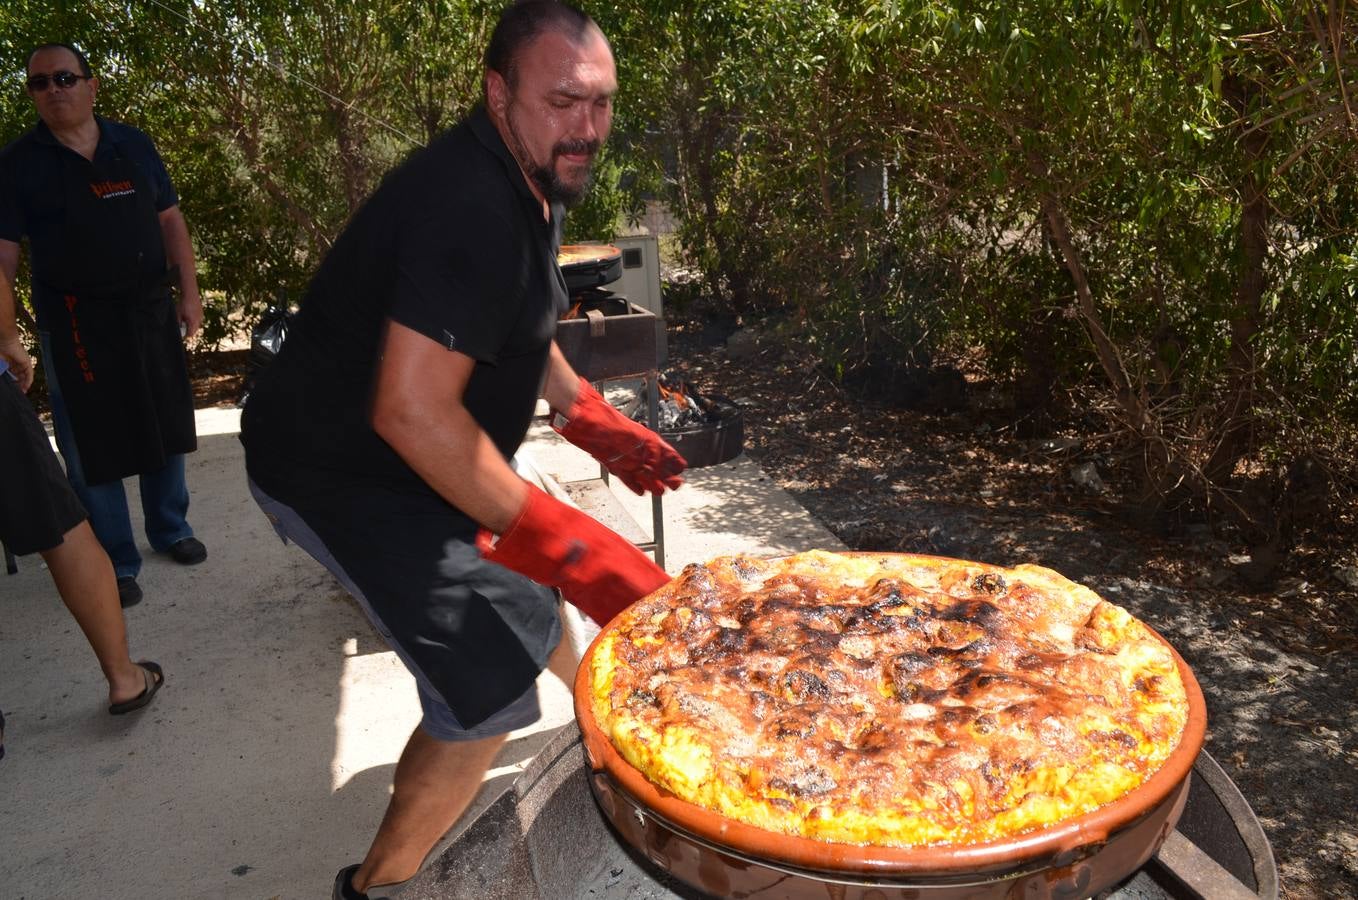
[373,401,529,533]
[158,207,203,337]
[0,272,19,340]
[0,268,34,391]
[0,239,18,290]
[372,320,532,533]
[543,342,584,411]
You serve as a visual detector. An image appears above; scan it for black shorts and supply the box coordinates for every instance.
[0,373,87,555]
[244,467,561,729]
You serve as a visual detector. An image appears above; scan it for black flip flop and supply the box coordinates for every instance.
[333,864,393,899]
[109,661,164,715]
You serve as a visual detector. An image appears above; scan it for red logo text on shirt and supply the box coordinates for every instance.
[64,295,95,383]
[89,179,135,199]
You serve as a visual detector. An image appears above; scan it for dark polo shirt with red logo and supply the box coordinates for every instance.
[0,117,178,327]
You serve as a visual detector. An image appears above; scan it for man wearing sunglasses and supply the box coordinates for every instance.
[0,42,207,609]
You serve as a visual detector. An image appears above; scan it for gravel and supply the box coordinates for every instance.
[661,314,1358,900]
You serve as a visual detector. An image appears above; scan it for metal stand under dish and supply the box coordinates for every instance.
[554,298,665,568]
[393,725,1277,900]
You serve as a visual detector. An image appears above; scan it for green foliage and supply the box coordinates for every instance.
[0,0,630,345]
[606,0,1356,525]
[2,0,1353,528]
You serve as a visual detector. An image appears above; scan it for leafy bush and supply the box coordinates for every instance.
[3,1,1352,570]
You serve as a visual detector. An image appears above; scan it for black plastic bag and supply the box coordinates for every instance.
[237,304,293,407]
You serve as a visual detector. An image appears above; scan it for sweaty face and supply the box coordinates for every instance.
[496,28,616,207]
[26,47,97,131]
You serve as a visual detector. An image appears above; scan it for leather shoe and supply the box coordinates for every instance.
[117,576,143,608]
[167,537,207,565]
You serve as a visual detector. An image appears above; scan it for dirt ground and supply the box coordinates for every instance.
[186,314,1357,900]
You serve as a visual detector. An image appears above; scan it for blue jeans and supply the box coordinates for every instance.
[40,333,194,579]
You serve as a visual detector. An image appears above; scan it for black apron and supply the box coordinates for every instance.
[32,142,196,486]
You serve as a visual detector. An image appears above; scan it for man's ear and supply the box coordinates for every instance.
[90,76,100,101]
[485,69,508,115]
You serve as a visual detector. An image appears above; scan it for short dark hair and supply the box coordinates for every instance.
[484,1,595,88]
[27,42,93,78]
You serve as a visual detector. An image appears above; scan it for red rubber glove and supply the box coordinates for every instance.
[480,484,670,625]
[552,377,687,496]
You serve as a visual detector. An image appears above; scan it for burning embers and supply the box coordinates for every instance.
[636,373,745,467]
[639,373,718,431]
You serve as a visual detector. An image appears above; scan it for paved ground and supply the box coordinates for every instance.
[0,404,841,900]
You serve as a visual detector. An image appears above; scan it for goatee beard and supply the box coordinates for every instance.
[529,143,597,208]
[506,106,598,207]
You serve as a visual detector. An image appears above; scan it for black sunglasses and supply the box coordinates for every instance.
[26,71,91,92]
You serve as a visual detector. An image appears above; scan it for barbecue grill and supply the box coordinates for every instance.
[394,724,1276,899]
[555,244,668,567]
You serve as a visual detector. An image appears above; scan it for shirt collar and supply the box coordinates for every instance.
[468,104,562,230]
[30,115,114,153]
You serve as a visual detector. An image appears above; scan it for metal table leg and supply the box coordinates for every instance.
[647,371,665,570]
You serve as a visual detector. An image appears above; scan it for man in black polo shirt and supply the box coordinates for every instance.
[240,3,685,896]
[0,42,207,609]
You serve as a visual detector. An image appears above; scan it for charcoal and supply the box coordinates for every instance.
[634,371,723,431]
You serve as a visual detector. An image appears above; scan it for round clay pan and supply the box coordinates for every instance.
[573,553,1208,878]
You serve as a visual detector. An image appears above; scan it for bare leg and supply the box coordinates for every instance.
[547,614,582,687]
[39,521,147,705]
[352,726,507,892]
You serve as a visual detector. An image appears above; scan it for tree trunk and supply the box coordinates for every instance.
[223,93,330,253]
[331,105,373,217]
[1204,75,1270,484]
[1035,187,1148,435]
[686,110,752,312]
[1013,311,1060,437]
[1026,163,1185,517]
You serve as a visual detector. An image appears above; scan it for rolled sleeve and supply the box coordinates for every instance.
[388,204,523,363]
[117,125,178,212]
[138,137,179,212]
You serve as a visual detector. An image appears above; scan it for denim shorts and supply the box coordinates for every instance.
[248,479,545,741]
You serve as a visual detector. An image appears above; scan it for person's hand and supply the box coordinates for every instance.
[479,484,669,625]
[0,334,34,392]
[178,291,204,340]
[552,377,687,495]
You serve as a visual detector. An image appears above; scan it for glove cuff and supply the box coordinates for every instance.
[550,377,606,436]
[481,482,670,624]
[482,485,571,586]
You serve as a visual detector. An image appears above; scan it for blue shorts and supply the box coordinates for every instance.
[249,479,547,741]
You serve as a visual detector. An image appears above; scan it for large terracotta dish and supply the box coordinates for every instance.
[573,552,1207,892]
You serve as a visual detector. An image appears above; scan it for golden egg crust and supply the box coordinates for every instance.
[590,551,1189,848]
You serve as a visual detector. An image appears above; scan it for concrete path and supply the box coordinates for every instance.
[0,405,841,900]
